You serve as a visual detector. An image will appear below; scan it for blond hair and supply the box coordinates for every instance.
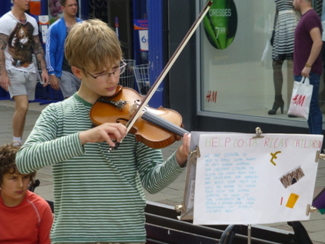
[65,19,122,74]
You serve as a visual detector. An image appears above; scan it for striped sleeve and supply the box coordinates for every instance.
[16,104,84,174]
[136,142,185,194]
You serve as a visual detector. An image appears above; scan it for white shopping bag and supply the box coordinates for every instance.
[287,77,313,119]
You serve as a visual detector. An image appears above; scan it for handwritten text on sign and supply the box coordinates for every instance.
[204,152,258,214]
[193,133,323,225]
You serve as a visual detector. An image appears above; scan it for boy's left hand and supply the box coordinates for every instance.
[176,133,191,167]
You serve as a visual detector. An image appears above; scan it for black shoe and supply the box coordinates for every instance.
[268,95,284,115]
[268,100,284,115]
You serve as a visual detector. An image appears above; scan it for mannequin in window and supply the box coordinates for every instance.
[268,0,300,115]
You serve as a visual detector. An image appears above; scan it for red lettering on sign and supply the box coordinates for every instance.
[292,94,306,106]
[206,90,217,103]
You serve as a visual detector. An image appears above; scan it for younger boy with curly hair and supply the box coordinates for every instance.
[0,143,53,244]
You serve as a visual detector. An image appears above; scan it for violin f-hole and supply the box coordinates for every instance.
[116,118,129,125]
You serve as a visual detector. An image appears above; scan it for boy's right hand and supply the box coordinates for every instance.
[79,123,127,147]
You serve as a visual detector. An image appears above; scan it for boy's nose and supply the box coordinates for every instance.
[105,74,118,83]
[17,178,24,188]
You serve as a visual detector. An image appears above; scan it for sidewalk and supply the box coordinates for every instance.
[0,99,324,243]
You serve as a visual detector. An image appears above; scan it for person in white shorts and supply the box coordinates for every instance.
[0,0,49,146]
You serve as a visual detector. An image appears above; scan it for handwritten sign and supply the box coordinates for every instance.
[193,133,323,225]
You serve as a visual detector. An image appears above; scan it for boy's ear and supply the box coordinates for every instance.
[71,66,82,80]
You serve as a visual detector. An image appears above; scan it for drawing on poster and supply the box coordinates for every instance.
[280,166,305,189]
[270,151,281,165]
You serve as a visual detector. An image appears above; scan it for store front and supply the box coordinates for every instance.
[168,0,324,136]
[1,0,324,135]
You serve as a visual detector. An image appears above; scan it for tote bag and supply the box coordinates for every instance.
[287,77,313,119]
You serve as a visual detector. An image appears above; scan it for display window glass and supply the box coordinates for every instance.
[197,0,319,126]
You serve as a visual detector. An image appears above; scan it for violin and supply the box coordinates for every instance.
[89,1,213,149]
[90,85,188,149]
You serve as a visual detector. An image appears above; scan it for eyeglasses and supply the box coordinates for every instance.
[86,61,127,79]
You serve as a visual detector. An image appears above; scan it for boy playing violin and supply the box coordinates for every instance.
[0,143,53,244]
[16,19,190,244]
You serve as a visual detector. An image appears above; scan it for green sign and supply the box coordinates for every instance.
[203,0,238,50]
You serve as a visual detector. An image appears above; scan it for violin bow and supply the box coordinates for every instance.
[125,0,213,133]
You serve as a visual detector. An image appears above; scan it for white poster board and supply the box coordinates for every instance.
[190,132,323,225]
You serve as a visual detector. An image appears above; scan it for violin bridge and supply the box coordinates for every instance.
[129,103,139,116]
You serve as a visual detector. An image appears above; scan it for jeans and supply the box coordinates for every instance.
[294,73,323,134]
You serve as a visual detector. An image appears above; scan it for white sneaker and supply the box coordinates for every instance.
[12,141,22,146]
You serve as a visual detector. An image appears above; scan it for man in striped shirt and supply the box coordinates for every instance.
[16,19,190,244]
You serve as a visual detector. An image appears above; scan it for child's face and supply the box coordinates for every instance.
[76,59,122,100]
[0,171,31,207]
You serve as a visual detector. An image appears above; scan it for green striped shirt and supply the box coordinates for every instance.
[16,94,185,243]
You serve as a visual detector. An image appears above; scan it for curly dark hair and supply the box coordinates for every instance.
[0,143,36,186]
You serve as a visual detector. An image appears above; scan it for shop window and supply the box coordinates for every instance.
[197,0,318,125]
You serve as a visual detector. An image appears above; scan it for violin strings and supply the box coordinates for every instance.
[141,111,189,137]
